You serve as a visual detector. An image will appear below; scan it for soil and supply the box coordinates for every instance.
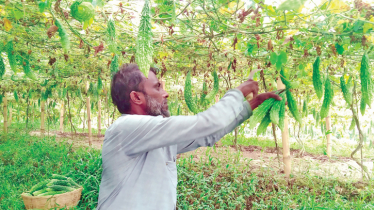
[29,130,373,181]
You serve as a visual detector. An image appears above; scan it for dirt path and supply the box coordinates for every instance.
[29,131,373,181]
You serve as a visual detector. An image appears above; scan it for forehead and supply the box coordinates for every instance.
[143,71,159,87]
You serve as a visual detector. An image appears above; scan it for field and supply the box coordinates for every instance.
[1,121,373,209]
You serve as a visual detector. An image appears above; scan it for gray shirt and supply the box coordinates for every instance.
[97,89,252,210]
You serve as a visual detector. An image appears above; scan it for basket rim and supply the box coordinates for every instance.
[21,187,83,198]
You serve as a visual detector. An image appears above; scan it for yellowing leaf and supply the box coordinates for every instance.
[326,0,350,13]
[228,2,236,8]
[4,18,12,31]
[287,29,299,35]
[363,17,374,33]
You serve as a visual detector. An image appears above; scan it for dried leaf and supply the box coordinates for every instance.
[48,57,56,66]
[93,42,104,56]
[47,25,59,38]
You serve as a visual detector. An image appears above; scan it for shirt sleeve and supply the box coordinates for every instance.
[176,100,251,154]
[114,89,252,157]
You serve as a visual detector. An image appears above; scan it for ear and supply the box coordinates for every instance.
[129,91,145,105]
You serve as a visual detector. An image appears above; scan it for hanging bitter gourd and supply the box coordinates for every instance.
[360,97,366,115]
[269,91,285,125]
[55,19,70,53]
[199,81,207,105]
[320,76,334,119]
[107,18,116,53]
[257,112,271,136]
[278,93,287,131]
[22,54,37,80]
[135,0,153,77]
[98,75,103,91]
[360,52,373,107]
[302,99,308,117]
[249,98,276,129]
[184,71,198,114]
[340,74,352,105]
[313,57,323,99]
[286,89,301,123]
[110,55,118,78]
[6,41,17,72]
[204,70,219,103]
[14,91,18,102]
[0,53,5,79]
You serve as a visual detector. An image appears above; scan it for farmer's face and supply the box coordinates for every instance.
[142,71,170,117]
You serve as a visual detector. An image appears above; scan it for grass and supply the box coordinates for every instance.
[221,133,374,159]
[1,123,374,209]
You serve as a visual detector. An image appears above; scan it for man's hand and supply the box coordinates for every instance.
[236,79,259,99]
[249,92,282,110]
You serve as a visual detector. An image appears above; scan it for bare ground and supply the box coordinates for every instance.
[29,130,373,181]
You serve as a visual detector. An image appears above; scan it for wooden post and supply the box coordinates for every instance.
[86,82,92,146]
[326,115,331,158]
[277,77,291,177]
[8,106,12,128]
[59,101,64,133]
[98,99,101,136]
[215,94,219,103]
[41,100,45,134]
[3,97,7,134]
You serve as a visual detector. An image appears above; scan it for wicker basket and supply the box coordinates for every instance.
[21,187,83,210]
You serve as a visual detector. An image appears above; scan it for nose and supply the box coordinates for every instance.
[163,89,169,99]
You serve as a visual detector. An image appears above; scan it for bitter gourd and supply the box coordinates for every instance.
[257,112,271,136]
[270,91,285,125]
[278,92,287,131]
[135,0,153,77]
[55,19,70,53]
[320,76,334,119]
[107,18,116,53]
[47,179,71,187]
[199,81,207,105]
[249,98,276,129]
[313,57,323,99]
[302,99,308,117]
[98,75,103,91]
[0,53,5,79]
[110,55,118,78]
[46,185,75,192]
[286,89,301,123]
[30,180,50,194]
[52,174,68,180]
[340,75,352,105]
[14,91,18,102]
[204,70,219,103]
[22,54,37,80]
[349,118,355,130]
[67,177,80,187]
[184,71,198,114]
[360,97,366,116]
[6,41,17,72]
[38,190,69,196]
[359,52,373,107]
[33,189,48,196]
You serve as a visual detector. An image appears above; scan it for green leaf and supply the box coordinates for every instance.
[335,43,344,55]
[270,52,277,65]
[277,0,307,11]
[278,51,288,64]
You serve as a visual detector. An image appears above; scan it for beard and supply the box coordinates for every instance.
[144,94,170,118]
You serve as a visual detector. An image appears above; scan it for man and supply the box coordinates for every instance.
[97,63,281,209]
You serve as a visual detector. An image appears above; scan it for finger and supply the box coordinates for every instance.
[266,92,282,101]
[252,88,258,99]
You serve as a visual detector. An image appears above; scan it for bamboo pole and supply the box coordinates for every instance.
[41,100,45,134]
[3,97,7,134]
[86,82,92,146]
[326,115,331,158]
[59,101,64,133]
[8,106,12,128]
[98,99,101,136]
[277,77,291,177]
